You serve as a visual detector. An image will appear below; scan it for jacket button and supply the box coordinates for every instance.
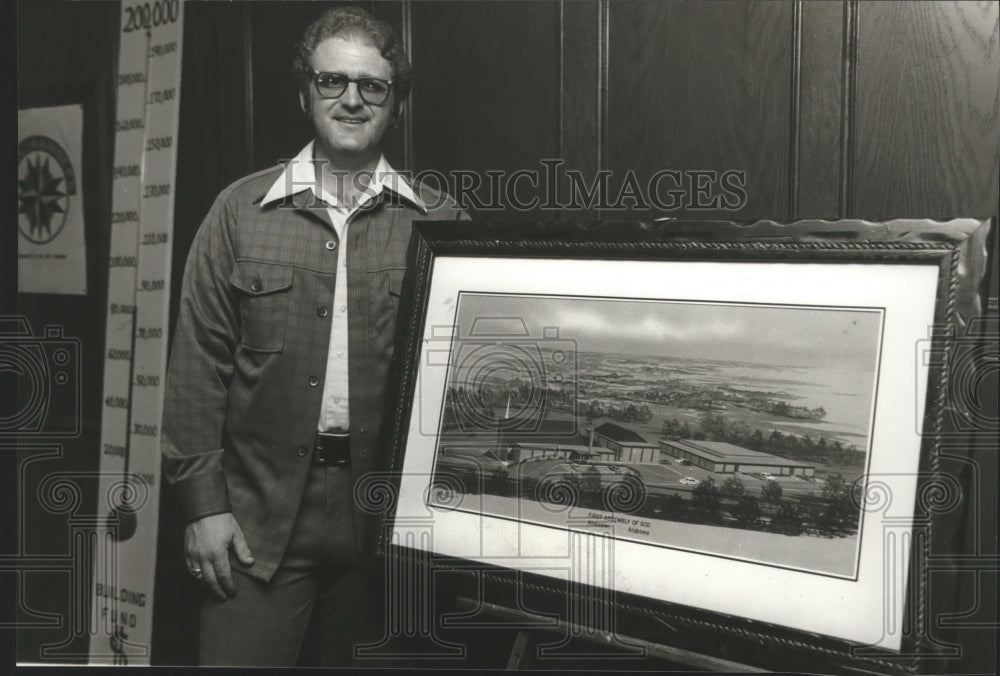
[250,280,262,292]
[317,306,329,318]
[297,445,308,457]
[325,240,338,251]
[308,375,319,387]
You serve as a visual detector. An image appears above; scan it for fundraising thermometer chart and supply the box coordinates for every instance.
[89,0,184,664]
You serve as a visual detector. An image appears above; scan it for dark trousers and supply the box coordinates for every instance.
[198,463,382,666]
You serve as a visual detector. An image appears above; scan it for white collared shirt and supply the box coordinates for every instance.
[260,141,425,432]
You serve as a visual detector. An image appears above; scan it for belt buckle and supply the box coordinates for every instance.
[315,431,350,466]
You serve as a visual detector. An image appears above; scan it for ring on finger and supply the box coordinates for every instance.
[189,566,203,578]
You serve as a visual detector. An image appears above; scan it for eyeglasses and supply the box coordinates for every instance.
[311,70,393,105]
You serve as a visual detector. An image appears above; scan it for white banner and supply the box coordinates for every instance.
[89,0,184,665]
[17,105,88,295]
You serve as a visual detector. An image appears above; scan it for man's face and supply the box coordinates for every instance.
[303,36,395,166]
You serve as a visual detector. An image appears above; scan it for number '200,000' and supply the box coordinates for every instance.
[123,0,179,33]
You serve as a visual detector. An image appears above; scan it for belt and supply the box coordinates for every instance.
[314,431,351,466]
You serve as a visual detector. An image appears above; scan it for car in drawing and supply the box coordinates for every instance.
[533,462,644,506]
[432,446,510,494]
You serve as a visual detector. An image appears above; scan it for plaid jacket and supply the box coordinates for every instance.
[162,164,467,581]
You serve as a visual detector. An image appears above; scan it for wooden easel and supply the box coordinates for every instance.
[453,597,766,672]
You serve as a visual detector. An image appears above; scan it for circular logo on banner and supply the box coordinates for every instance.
[17,135,78,244]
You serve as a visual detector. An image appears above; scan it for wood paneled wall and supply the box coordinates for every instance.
[178,1,1000,225]
[410,0,562,219]
[393,1,998,223]
[607,1,795,219]
[852,1,1000,217]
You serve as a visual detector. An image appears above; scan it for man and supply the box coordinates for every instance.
[162,6,466,666]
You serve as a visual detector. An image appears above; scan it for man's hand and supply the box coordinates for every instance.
[185,512,254,600]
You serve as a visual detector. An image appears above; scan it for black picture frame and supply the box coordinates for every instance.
[374,218,993,674]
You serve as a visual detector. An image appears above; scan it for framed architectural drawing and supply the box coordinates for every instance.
[375,218,993,673]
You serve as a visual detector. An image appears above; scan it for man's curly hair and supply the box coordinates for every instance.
[293,6,412,115]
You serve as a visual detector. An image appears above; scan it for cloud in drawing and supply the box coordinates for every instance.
[454,293,882,369]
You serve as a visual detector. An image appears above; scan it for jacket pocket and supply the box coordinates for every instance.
[367,265,406,301]
[385,267,405,299]
[229,262,294,352]
[363,267,407,366]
